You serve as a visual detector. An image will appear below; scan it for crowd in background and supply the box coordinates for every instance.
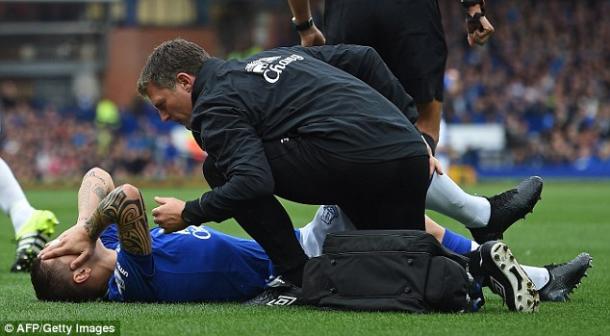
[1,0,609,181]
[441,0,610,168]
[0,83,198,181]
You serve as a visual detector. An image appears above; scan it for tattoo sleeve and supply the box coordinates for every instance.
[85,186,152,255]
[77,170,113,223]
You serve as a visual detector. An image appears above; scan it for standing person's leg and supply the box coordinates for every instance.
[328,1,447,146]
[324,0,542,241]
[0,157,58,272]
[202,157,308,286]
[323,0,375,49]
[378,0,543,241]
[416,101,443,147]
[378,0,447,147]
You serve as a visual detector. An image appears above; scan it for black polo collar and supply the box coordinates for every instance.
[191,57,226,106]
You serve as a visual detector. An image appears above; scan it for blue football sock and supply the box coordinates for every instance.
[441,229,473,255]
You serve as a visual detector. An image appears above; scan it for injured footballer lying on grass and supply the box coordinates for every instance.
[33,168,591,311]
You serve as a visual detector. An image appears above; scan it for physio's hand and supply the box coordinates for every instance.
[152,196,188,233]
[423,138,444,178]
[299,25,326,47]
[39,224,95,270]
[429,155,444,178]
[465,5,495,46]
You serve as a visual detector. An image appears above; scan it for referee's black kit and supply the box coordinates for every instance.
[323,0,448,105]
[183,44,429,286]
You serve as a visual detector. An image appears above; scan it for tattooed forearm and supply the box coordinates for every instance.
[77,180,94,221]
[87,169,108,184]
[85,187,126,240]
[93,186,106,201]
[77,168,114,223]
[85,186,152,255]
[87,171,112,203]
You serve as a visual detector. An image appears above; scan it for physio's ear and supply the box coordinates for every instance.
[73,267,92,284]
[176,72,195,92]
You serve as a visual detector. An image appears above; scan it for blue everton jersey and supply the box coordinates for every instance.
[102,225,277,302]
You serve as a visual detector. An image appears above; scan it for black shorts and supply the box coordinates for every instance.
[323,0,448,104]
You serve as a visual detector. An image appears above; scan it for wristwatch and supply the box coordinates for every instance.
[291,17,314,31]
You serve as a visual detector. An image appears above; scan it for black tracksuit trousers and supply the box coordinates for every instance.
[203,137,430,286]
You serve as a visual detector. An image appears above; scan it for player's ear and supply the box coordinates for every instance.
[176,73,194,93]
[73,267,92,284]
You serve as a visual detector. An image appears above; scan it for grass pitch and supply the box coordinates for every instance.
[1,181,609,336]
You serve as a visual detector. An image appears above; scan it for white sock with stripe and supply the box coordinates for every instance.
[521,266,550,289]
[426,173,491,228]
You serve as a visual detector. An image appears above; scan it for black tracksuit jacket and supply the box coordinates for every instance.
[183,44,428,224]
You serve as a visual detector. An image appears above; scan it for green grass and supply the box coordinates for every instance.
[1,181,609,336]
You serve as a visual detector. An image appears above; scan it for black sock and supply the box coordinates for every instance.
[465,248,489,287]
[465,249,483,278]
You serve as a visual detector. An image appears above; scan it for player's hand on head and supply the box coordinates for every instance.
[38,224,95,270]
[40,225,87,257]
[299,25,326,47]
[152,196,188,233]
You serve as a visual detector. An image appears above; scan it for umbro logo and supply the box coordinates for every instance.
[245,54,304,84]
[266,295,298,306]
[489,276,506,299]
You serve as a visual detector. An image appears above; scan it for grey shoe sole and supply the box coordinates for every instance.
[483,241,540,312]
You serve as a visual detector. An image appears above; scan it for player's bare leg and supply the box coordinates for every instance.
[415,100,443,145]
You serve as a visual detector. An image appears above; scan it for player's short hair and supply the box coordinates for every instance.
[30,257,105,302]
[137,38,210,97]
